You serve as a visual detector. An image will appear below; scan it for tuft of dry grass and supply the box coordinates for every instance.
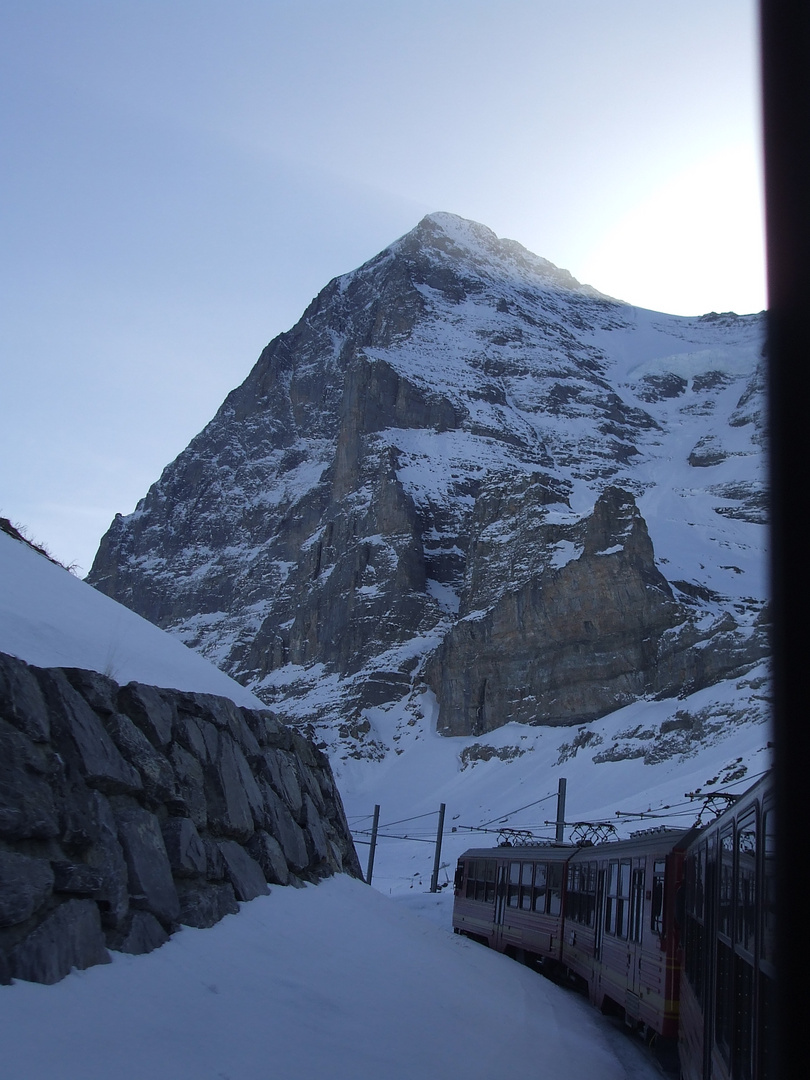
[0,515,77,573]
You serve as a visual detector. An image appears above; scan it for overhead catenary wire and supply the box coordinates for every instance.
[475,790,558,831]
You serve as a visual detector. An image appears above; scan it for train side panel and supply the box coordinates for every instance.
[452,847,571,964]
[452,854,498,945]
[451,772,774,1080]
[678,774,775,1080]
[561,839,686,1037]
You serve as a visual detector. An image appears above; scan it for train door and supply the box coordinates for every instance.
[594,867,606,962]
[700,829,721,1080]
[494,861,509,948]
[628,861,645,1002]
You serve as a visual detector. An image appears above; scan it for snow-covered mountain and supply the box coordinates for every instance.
[87,213,769,785]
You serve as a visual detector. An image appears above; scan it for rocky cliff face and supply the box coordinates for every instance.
[87,214,768,756]
[0,651,361,985]
[429,486,766,734]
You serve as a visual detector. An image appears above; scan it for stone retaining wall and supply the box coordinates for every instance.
[0,651,362,985]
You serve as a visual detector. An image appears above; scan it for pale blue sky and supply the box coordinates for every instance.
[0,1,764,574]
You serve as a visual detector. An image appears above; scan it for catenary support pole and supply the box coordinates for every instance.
[430,803,446,892]
[555,778,567,844]
[366,804,380,886]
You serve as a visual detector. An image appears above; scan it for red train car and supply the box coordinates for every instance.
[452,771,775,1077]
[453,845,571,965]
[561,829,694,1038]
[453,826,695,1039]
[678,772,775,1080]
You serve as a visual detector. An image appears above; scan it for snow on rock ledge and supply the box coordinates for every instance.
[0,651,362,986]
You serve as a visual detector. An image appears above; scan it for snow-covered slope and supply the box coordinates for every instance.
[336,670,771,897]
[0,529,263,707]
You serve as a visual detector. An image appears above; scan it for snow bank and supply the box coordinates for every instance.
[0,875,657,1080]
[0,531,263,707]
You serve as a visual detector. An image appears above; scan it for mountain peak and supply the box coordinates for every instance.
[392,212,608,300]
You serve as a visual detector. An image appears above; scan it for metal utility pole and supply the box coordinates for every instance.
[429,803,446,892]
[366,804,380,886]
[555,778,567,844]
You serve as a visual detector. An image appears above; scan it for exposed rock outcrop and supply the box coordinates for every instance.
[0,651,361,985]
[428,488,767,732]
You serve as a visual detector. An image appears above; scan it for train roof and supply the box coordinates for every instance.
[458,826,697,864]
[683,769,773,847]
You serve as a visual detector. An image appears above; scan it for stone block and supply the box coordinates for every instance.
[83,793,130,928]
[9,899,111,984]
[176,882,239,929]
[168,743,208,829]
[58,772,103,850]
[162,817,207,877]
[117,682,175,747]
[103,711,176,801]
[241,708,292,750]
[217,841,269,901]
[204,838,226,881]
[173,714,209,761]
[0,851,54,927]
[0,718,60,840]
[40,670,142,795]
[303,794,331,865]
[51,861,104,896]
[262,783,309,871]
[204,738,256,840]
[260,749,303,818]
[107,911,169,956]
[246,830,290,886]
[0,653,50,742]
[61,667,119,716]
[115,806,180,927]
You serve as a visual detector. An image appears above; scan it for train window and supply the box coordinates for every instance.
[475,866,487,902]
[567,861,597,926]
[736,812,757,955]
[629,867,645,943]
[694,844,705,919]
[533,863,548,913]
[586,862,597,925]
[454,861,465,895]
[465,860,477,900]
[605,860,619,935]
[507,862,521,907]
[603,859,632,938]
[651,859,666,934]
[683,848,705,1002]
[520,862,533,909]
[548,861,563,916]
[566,865,577,921]
[485,860,496,903]
[761,806,776,969]
[617,860,631,938]
[465,860,496,903]
[719,827,734,939]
